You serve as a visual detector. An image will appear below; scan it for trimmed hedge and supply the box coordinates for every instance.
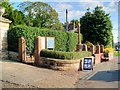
[40,49,92,60]
[8,25,82,54]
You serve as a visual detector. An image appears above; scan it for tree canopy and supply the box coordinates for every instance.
[18,1,63,30]
[0,1,25,27]
[80,6,113,47]
[70,19,80,28]
[0,1,63,30]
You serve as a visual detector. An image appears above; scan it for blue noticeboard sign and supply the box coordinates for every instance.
[83,58,93,70]
[46,37,55,50]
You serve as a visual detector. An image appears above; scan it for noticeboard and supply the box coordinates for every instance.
[83,58,93,70]
[46,37,55,50]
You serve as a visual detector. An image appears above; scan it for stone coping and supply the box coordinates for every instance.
[40,57,83,64]
[40,56,94,63]
[0,17,12,23]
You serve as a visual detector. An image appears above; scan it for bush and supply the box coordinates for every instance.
[85,41,93,50]
[8,25,83,54]
[40,49,92,60]
[114,51,120,56]
[104,48,114,53]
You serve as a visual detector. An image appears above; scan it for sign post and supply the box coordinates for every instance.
[82,57,93,71]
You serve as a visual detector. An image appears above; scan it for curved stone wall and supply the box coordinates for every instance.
[39,57,84,71]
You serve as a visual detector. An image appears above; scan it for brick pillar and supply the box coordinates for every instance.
[82,44,87,51]
[95,44,100,54]
[18,37,26,62]
[100,44,104,53]
[34,36,41,66]
[76,23,81,51]
[90,44,94,54]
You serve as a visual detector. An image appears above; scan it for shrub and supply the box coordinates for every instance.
[40,49,92,60]
[85,41,93,50]
[114,51,120,56]
[8,25,83,54]
[104,48,114,53]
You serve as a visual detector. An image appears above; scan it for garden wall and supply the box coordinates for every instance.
[0,13,11,51]
[39,56,94,71]
[0,51,18,60]
[39,57,82,71]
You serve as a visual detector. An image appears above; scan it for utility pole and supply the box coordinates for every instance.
[66,9,68,31]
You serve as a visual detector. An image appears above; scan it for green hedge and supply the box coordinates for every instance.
[8,25,82,54]
[40,49,92,60]
[114,51,120,56]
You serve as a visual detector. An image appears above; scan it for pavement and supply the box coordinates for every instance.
[0,56,119,88]
[75,56,120,88]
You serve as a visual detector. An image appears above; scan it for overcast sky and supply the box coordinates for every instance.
[10,0,119,43]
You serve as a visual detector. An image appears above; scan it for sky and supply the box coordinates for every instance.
[9,0,119,43]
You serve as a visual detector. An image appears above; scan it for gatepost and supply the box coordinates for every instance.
[90,44,94,54]
[18,37,26,62]
[34,36,41,66]
[82,44,87,51]
[94,44,101,64]
[100,44,104,53]
[95,44,100,54]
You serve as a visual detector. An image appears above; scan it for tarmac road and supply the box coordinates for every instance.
[0,60,79,88]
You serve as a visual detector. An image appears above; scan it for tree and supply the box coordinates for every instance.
[80,6,113,47]
[0,1,13,19]
[10,9,25,26]
[18,1,63,30]
[70,19,80,28]
[0,1,25,27]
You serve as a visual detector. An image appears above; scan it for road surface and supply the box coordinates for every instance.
[0,56,119,88]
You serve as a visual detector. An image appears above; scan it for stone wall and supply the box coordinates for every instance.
[0,17,11,50]
[38,56,94,71]
[0,51,18,60]
[108,53,114,60]
[0,50,8,60]
[0,8,11,60]
[39,57,83,71]
[8,51,18,61]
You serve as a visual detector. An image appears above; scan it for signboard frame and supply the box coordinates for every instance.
[40,37,46,49]
[82,57,93,71]
[46,37,55,50]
